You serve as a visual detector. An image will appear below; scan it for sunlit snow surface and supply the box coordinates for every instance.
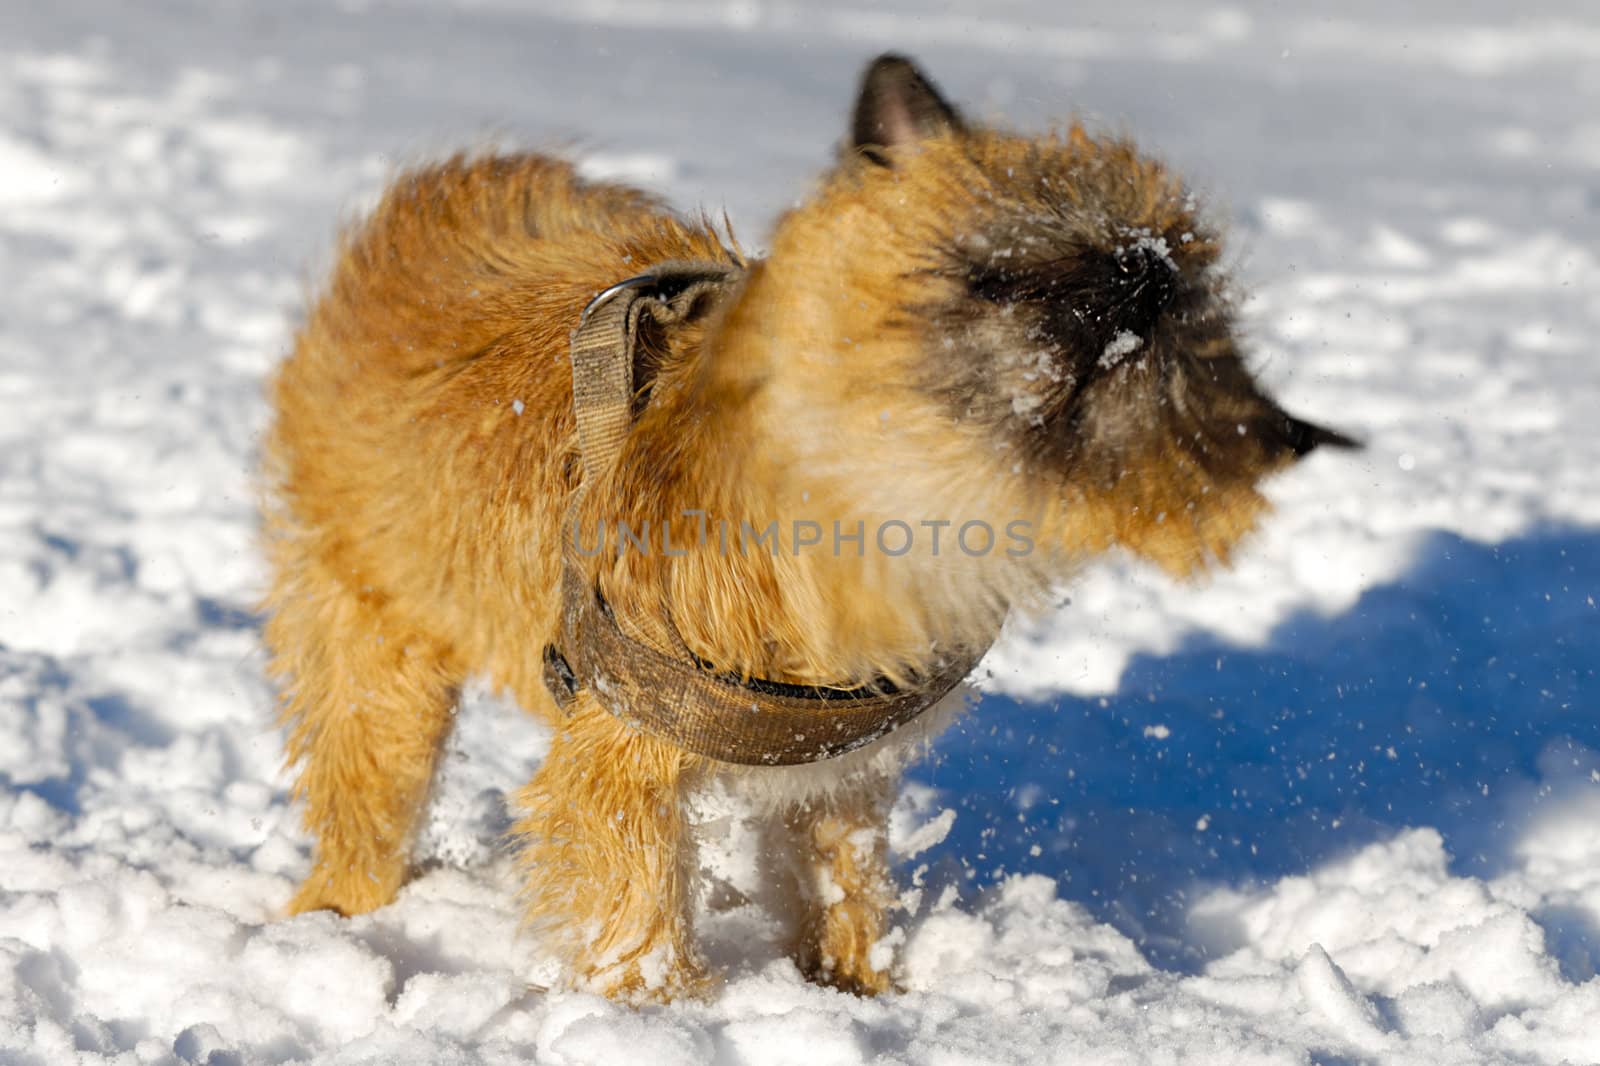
[2,2,1598,1063]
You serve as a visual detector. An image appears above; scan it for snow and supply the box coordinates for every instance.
[2,1,1597,1063]
[1098,329,1143,370]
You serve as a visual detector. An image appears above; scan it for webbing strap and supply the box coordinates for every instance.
[543,261,986,765]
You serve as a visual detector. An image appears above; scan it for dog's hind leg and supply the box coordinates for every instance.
[268,564,462,918]
[511,693,704,1001]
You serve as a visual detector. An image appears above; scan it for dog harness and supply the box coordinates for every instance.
[541,260,988,765]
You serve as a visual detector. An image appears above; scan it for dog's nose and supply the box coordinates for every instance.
[1111,244,1178,334]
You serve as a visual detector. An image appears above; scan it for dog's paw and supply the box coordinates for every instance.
[803,954,894,997]
[797,896,898,997]
[286,864,401,918]
[581,955,715,1005]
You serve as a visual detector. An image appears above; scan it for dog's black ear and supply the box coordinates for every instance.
[850,54,964,161]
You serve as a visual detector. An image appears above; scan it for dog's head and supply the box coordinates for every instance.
[749,54,1353,576]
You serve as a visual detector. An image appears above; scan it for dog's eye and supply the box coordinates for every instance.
[962,255,1094,307]
[963,247,1182,344]
[1108,245,1178,334]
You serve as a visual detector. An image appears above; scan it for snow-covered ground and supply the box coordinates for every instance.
[3,2,1598,1063]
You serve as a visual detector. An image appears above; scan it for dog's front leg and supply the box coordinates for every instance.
[270,571,462,919]
[788,775,898,996]
[512,692,704,1001]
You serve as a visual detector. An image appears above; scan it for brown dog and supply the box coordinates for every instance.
[263,54,1349,1000]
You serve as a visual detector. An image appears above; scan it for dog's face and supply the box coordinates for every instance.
[766,55,1353,575]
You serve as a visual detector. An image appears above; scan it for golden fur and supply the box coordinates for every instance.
[263,56,1343,1000]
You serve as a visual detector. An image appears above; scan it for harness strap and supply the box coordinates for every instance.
[542,260,987,766]
[568,266,736,484]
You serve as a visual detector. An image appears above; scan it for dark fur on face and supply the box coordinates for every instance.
[930,169,1351,484]
[848,56,1355,561]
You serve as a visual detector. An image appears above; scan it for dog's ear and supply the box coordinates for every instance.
[850,54,964,162]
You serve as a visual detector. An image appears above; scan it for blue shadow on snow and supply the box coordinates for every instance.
[906,527,1599,970]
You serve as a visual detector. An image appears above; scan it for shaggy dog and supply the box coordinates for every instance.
[263,54,1349,999]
